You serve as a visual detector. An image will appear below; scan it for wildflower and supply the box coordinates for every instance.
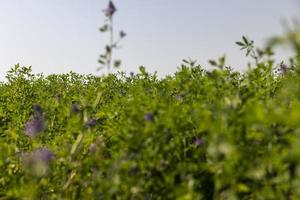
[33,104,42,115]
[277,63,290,75]
[144,113,154,122]
[33,148,54,164]
[194,137,204,147]
[104,1,116,17]
[21,147,54,177]
[85,118,96,128]
[71,103,80,113]
[130,72,134,77]
[120,30,126,38]
[25,117,45,138]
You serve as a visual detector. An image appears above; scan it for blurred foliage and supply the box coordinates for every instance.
[267,22,300,55]
[1,27,300,199]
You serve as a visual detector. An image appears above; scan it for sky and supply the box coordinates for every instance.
[0,0,299,79]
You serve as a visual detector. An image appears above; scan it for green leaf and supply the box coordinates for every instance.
[99,24,108,32]
[113,60,121,68]
[242,36,248,45]
[235,41,244,46]
[246,49,251,56]
[98,59,105,65]
[219,55,226,66]
[209,60,217,66]
[182,59,189,64]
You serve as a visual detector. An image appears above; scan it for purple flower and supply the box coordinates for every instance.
[130,72,134,77]
[33,104,42,114]
[194,137,204,147]
[85,118,96,128]
[25,117,45,138]
[34,148,53,163]
[21,147,54,177]
[120,30,126,38]
[104,1,116,17]
[144,113,154,122]
[71,103,80,113]
[278,63,290,74]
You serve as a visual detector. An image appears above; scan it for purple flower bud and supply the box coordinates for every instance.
[194,137,204,147]
[278,63,289,74]
[21,147,53,177]
[144,113,154,122]
[130,72,134,77]
[120,30,126,38]
[25,117,45,138]
[34,148,53,164]
[33,104,42,114]
[71,103,80,113]
[104,1,116,17]
[85,118,96,128]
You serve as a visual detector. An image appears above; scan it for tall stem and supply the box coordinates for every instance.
[108,17,114,73]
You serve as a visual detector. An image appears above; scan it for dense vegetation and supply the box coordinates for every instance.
[0,44,300,199]
[1,2,300,197]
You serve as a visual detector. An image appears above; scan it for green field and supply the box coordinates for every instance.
[0,43,300,199]
[1,2,300,197]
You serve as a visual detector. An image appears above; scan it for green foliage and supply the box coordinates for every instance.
[1,20,300,198]
[0,49,299,199]
[236,36,274,67]
[267,23,300,54]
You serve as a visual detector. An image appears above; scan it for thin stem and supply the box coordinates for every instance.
[108,17,114,73]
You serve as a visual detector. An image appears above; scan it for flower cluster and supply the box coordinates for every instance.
[25,117,44,138]
[24,104,45,138]
[194,137,204,147]
[85,118,96,128]
[32,148,54,164]
[21,147,54,177]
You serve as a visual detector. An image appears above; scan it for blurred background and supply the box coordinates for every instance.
[0,0,299,80]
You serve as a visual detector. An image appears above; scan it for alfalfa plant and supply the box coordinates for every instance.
[98,0,126,73]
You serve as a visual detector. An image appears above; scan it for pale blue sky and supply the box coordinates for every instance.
[0,0,299,79]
